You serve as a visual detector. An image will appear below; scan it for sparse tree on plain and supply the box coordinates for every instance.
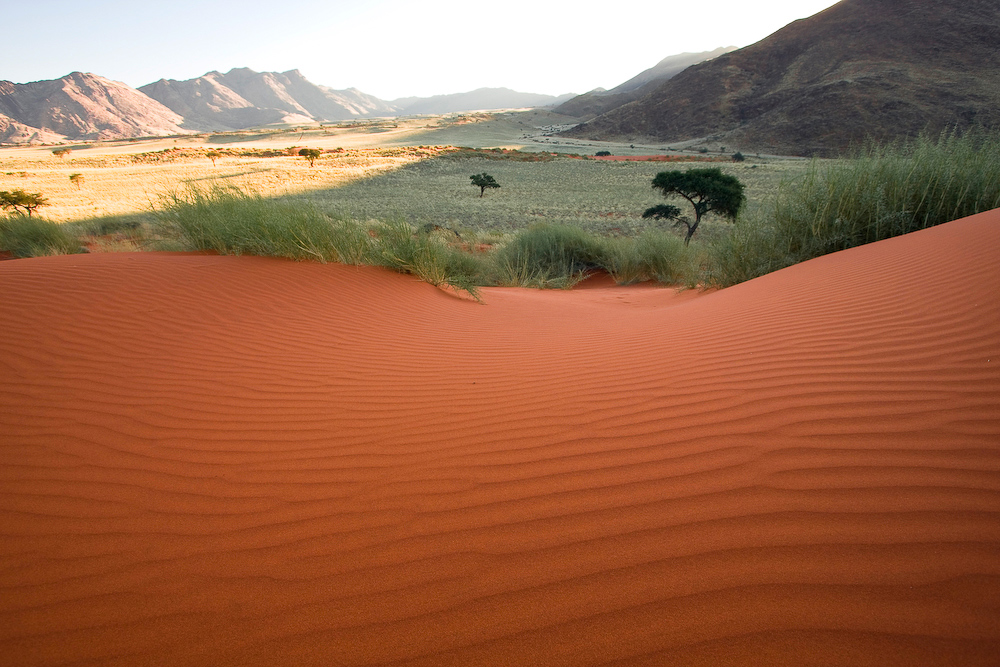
[643,167,745,244]
[0,189,49,217]
[470,172,500,197]
[206,150,221,166]
[52,148,71,159]
[69,173,85,189]
[298,148,321,167]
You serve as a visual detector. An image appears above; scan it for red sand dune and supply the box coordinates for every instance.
[1,210,999,666]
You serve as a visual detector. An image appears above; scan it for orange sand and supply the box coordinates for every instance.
[1,210,999,666]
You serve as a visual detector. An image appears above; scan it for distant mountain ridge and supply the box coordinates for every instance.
[553,47,737,120]
[390,88,575,116]
[564,0,1000,156]
[139,68,397,131]
[0,72,188,143]
[0,68,582,143]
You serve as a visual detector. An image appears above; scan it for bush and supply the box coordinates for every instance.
[732,152,745,162]
[595,151,612,157]
[706,129,1000,286]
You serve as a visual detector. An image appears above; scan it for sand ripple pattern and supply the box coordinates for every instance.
[2,210,999,666]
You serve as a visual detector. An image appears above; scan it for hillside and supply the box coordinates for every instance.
[564,0,1000,156]
[553,47,736,120]
[391,88,575,115]
[139,68,397,131]
[0,72,188,143]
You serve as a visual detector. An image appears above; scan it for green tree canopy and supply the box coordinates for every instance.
[0,189,49,217]
[470,172,500,197]
[643,167,745,244]
[206,150,221,166]
[298,148,321,167]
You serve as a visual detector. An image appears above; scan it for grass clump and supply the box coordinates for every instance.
[0,214,82,258]
[158,185,375,265]
[158,185,486,298]
[604,230,693,285]
[491,223,610,288]
[708,129,1000,286]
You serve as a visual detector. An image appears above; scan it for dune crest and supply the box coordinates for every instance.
[2,211,999,666]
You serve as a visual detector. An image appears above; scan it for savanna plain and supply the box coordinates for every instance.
[1,111,999,666]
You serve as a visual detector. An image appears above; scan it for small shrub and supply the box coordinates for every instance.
[595,151,612,157]
[732,152,745,162]
[470,172,500,197]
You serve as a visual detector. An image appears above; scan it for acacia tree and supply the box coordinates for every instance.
[206,150,221,166]
[470,172,500,197]
[643,167,745,244]
[298,148,321,167]
[0,189,49,217]
[69,173,85,189]
[52,148,71,159]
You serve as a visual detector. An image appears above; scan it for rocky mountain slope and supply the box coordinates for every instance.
[0,72,188,143]
[553,47,736,120]
[139,68,397,131]
[564,0,1000,156]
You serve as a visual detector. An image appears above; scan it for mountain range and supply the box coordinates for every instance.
[563,0,1000,156]
[0,68,576,144]
[3,0,997,154]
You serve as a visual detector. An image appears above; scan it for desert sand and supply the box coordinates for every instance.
[1,210,999,666]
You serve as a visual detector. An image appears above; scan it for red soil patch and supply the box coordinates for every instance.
[2,211,1000,665]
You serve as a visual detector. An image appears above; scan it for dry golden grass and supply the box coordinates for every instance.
[0,146,438,222]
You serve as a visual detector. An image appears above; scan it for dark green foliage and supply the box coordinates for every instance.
[646,168,745,244]
[470,172,500,197]
[0,189,49,218]
[732,152,745,162]
[641,204,683,222]
[298,148,322,167]
[206,150,221,166]
[595,151,612,157]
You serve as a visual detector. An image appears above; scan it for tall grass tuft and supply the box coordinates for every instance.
[708,129,1000,286]
[373,219,485,300]
[0,215,82,258]
[490,223,608,288]
[604,230,693,285]
[158,185,375,265]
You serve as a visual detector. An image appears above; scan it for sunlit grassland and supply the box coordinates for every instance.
[0,148,434,223]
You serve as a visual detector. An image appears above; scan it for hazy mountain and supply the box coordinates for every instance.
[0,72,188,143]
[391,88,576,116]
[554,47,737,119]
[139,68,398,131]
[564,0,1000,156]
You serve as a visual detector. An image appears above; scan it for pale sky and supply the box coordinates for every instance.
[5,0,841,100]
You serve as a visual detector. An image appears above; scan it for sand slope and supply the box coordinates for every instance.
[1,210,999,666]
